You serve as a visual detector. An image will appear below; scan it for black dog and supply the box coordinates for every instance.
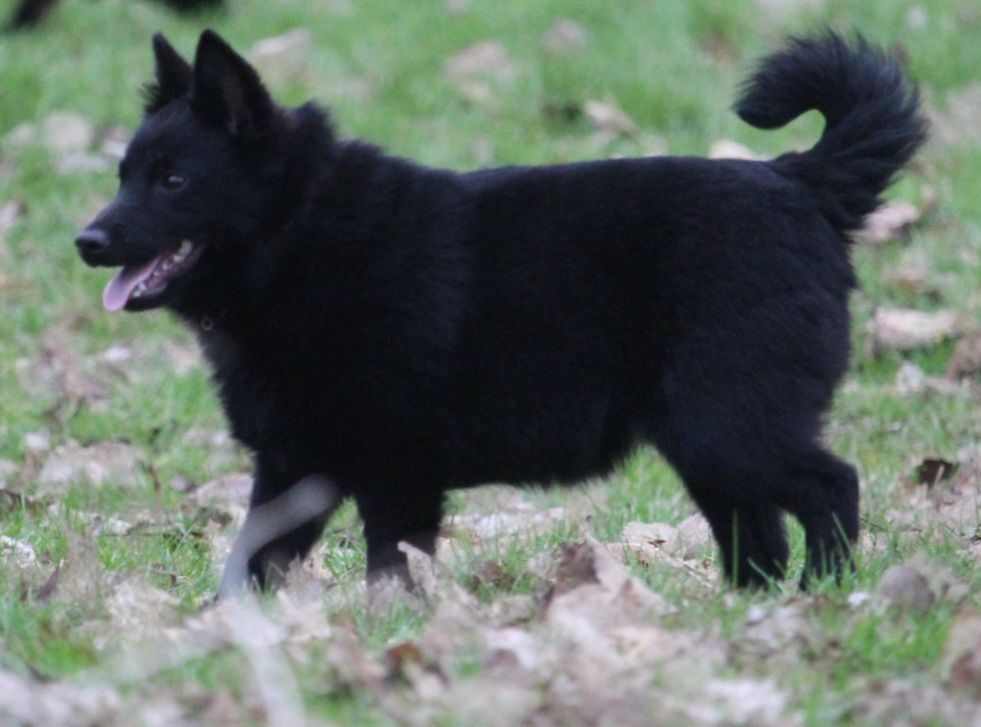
[76,29,925,593]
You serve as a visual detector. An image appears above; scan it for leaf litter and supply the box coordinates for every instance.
[541,19,588,56]
[17,318,110,411]
[36,440,144,494]
[3,488,980,726]
[852,200,923,245]
[867,306,959,354]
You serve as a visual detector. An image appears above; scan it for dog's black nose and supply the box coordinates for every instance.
[75,228,109,256]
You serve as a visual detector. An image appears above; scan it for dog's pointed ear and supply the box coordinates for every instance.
[144,34,192,113]
[191,29,274,139]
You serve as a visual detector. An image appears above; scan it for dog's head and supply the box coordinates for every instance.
[76,30,306,314]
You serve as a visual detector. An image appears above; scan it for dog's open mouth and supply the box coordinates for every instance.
[103,240,206,312]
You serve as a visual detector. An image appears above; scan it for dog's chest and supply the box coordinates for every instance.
[196,328,310,451]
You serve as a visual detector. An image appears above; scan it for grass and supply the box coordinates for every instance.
[0,0,979,724]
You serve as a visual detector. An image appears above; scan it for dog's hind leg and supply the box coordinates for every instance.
[650,408,791,587]
[681,477,789,588]
[772,448,859,589]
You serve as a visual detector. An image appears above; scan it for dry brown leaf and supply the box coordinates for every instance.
[184,426,245,474]
[23,430,51,454]
[944,606,981,699]
[400,541,440,598]
[35,564,61,604]
[0,670,122,726]
[275,588,333,644]
[453,79,497,106]
[894,360,964,397]
[21,321,108,407]
[0,458,17,485]
[0,198,25,236]
[886,264,930,296]
[905,6,929,29]
[547,540,674,624]
[936,495,981,540]
[57,152,113,175]
[621,521,677,550]
[385,640,428,676]
[853,200,921,245]
[280,550,337,600]
[37,440,143,493]
[915,458,959,486]
[73,510,133,537]
[443,41,514,109]
[105,577,179,635]
[542,19,587,55]
[909,450,981,541]
[0,272,33,296]
[906,554,970,604]
[466,559,514,592]
[446,0,471,14]
[947,331,981,380]
[41,111,94,155]
[607,520,716,584]
[186,472,252,513]
[445,41,513,79]
[249,29,313,89]
[0,535,37,569]
[445,504,566,542]
[868,307,959,353]
[753,0,827,20]
[98,126,130,159]
[163,340,202,375]
[709,139,759,160]
[43,531,108,611]
[582,98,638,139]
[484,626,540,672]
[697,678,791,726]
[97,345,131,367]
[876,564,935,614]
[926,83,981,146]
[223,599,309,727]
[3,122,36,148]
[611,625,729,691]
[674,512,713,555]
[954,448,981,491]
[738,601,821,667]
[853,679,981,726]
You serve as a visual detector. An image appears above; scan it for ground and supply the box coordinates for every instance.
[0,1,979,725]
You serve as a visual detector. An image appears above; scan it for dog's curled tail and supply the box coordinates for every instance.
[735,32,927,234]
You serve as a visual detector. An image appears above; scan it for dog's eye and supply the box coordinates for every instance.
[161,174,187,191]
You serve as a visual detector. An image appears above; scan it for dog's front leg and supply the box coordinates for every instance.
[218,464,340,598]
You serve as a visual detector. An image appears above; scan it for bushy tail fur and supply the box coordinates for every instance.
[736,32,927,234]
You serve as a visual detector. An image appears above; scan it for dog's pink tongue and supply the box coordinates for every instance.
[102,258,159,312]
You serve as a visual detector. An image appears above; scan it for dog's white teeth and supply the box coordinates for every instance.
[178,240,193,256]
[133,283,146,298]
